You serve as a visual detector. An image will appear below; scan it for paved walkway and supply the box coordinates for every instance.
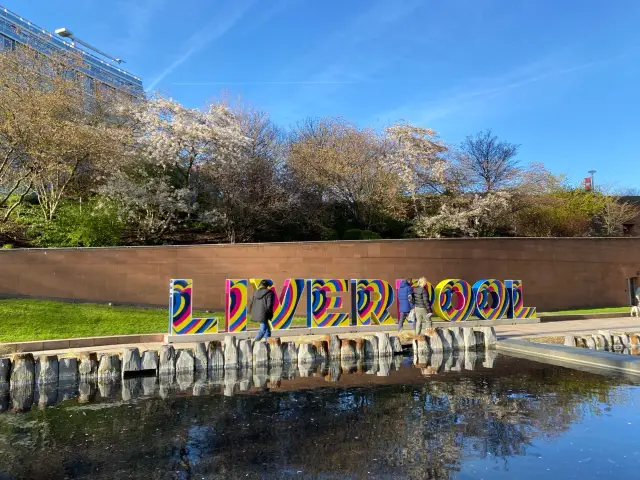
[495,316,639,339]
[4,316,639,357]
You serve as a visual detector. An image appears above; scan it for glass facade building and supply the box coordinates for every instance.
[0,5,143,96]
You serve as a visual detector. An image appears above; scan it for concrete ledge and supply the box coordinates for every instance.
[168,319,534,344]
[539,312,631,322]
[0,334,165,354]
[496,338,640,376]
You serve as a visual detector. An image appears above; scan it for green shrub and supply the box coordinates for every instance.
[14,199,123,247]
[343,229,382,240]
[1,244,13,249]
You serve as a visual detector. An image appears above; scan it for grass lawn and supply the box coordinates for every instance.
[0,298,630,343]
[0,298,309,343]
[539,306,630,316]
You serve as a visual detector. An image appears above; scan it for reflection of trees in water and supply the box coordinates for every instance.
[0,366,624,479]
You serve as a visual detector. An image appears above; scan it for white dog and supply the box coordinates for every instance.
[632,305,640,318]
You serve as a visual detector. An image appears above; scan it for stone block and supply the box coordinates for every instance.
[483,349,499,369]
[224,336,238,369]
[10,354,35,389]
[78,379,96,404]
[122,377,141,401]
[36,385,58,408]
[463,328,478,350]
[376,333,393,357]
[585,337,596,349]
[328,335,341,359]
[267,338,283,365]
[253,366,268,388]
[464,349,478,370]
[377,357,391,377]
[59,357,78,381]
[598,330,613,347]
[238,339,253,368]
[98,354,121,379]
[176,371,194,391]
[298,343,316,365]
[354,338,365,360]
[564,336,577,347]
[313,340,328,362]
[473,330,485,348]
[282,342,298,364]
[479,327,497,348]
[341,357,357,374]
[193,371,208,396]
[620,335,630,348]
[363,336,379,359]
[253,340,269,366]
[98,379,119,399]
[175,349,195,373]
[141,376,159,396]
[340,340,356,361]
[389,336,403,354]
[10,385,34,411]
[412,337,429,365]
[37,355,58,385]
[141,350,159,371]
[78,352,98,377]
[325,361,341,382]
[443,351,454,371]
[122,348,141,374]
[0,358,10,384]
[426,330,444,353]
[207,341,225,370]
[449,327,465,350]
[159,345,176,375]
[298,361,315,377]
[430,352,444,372]
[438,329,453,352]
[194,343,208,371]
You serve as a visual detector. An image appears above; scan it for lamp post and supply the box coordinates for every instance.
[588,170,596,192]
[54,27,125,64]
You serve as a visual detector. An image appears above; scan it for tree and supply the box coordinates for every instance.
[0,47,134,222]
[288,117,404,232]
[132,95,246,191]
[413,191,514,238]
[195,106,292,243]
[594,195,639,236]
[458,129,520,192]
[384,123,449,215]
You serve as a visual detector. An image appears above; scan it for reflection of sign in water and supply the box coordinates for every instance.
[169,277,536,335]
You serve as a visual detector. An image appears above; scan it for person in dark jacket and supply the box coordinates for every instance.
[250,280,275,341]
[412,277,433,335]
[397,278,414,331]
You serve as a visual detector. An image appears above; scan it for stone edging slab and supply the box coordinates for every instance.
[538,312,630,322]
[0,334,165,354]
[496,338,640,376]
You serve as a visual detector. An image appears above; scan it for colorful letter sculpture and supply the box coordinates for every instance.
[306,279,350,328]
[169,279,219,334]
[170,279,193,334]
[168,277,537,334]
[432,279,474,322]
[472,279,509,320]
[249,278,305,330]
[352,279,395,325]
[505,280,537,318]
[226,279,248,332]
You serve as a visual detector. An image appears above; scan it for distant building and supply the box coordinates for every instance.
[0,5,143,96]
[620,196,640,236]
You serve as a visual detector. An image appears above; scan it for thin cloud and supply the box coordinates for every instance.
[146,0,253,92]
[172,80,359,86]
[381,51,639,125]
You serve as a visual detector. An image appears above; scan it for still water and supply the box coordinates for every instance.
[0,354,638,479]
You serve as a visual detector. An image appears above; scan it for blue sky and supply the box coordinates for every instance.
[6,0,640,189]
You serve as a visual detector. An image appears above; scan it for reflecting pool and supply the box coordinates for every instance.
[0,354,638,479]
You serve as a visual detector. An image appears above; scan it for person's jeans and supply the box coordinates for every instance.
[398,311,410,330]
[414,307,432,336]
[254,322,271,341]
